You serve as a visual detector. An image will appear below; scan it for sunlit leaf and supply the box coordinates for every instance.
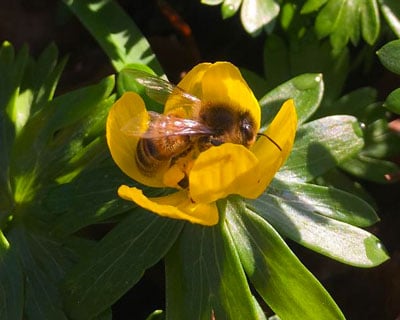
[249,193,389,267]
[379,0,400,38]
[241,0,279,35]
[277,115,364,182]
[226,198,345,320]
[221,0,242,19]
[63,0,162,73]
[269,179,379,227]
[259,73,324,127]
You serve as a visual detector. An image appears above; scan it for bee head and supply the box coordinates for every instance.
[200,105,257,147]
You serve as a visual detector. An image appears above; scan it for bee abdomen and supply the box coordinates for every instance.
[135,139,165,176]
[135,136,191,176]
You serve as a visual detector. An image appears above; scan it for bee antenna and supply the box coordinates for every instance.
[257,133,282,151]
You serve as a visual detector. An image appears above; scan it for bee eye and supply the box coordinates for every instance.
[240,119,254,141]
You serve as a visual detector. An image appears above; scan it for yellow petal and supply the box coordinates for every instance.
[189,143,260,203]
[201,62,261,131]
[248,99,298,197]
[164,63,211,117]
[118,185,219,226]
[106,92,166,187]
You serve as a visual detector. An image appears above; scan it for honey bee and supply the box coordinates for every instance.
[122,69,280,187]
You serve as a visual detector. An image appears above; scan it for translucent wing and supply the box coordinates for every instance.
[124,69,201,117]
[122,111,213,139]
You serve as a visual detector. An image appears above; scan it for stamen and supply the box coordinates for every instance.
[257,133,282,151]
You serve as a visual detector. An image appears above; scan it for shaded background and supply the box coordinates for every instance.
[1,0,399,319]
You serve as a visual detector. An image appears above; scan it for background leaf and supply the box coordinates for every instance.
[63,0,163,73]
[0,231,23,320]
[377,39,400,75]
[379,0,400,38]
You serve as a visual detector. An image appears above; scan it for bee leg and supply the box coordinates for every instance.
[210,137,223,146]
[177,175,189,189]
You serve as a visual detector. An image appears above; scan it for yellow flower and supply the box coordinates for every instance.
[106,62,297,226]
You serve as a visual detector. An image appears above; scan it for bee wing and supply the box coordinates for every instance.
[125,69,201,117]
[122,111,213,139]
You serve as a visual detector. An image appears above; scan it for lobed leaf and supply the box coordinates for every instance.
[0,231,24,320]
[63,210,182,320]
[7,227,76,320]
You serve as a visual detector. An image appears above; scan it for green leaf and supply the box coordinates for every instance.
[23,44,68,117]
[363,119,400,158]
[316,87,378,120]
[10,76,115,204]
[165,205,264,320]
[63,210,183,320]
[361,0,380,45]
[226,198,345,320]
[377,39,400,75]
[249,193,389,267]
[317,168,378,207]
[278,115,364,182]
[379,0,400,38]
[269,179,379,227]
[259,73,324,127]
[63,0,162,73]
[315,0,360,51]
[145,310,164,320]
[301,0,328,13]
[241,0,279,35]
[240,68,269,100]
[9,227,74,320]
[46,164,134,237]
[314,0,379,51]
[340,154,400,183]
[117,67,164,113]
[201,0,224,4]
[263,33,349,106]
[0,231,24,320]
[263,35,291,89]
[221,0,242,19]
[384,88,400,114]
